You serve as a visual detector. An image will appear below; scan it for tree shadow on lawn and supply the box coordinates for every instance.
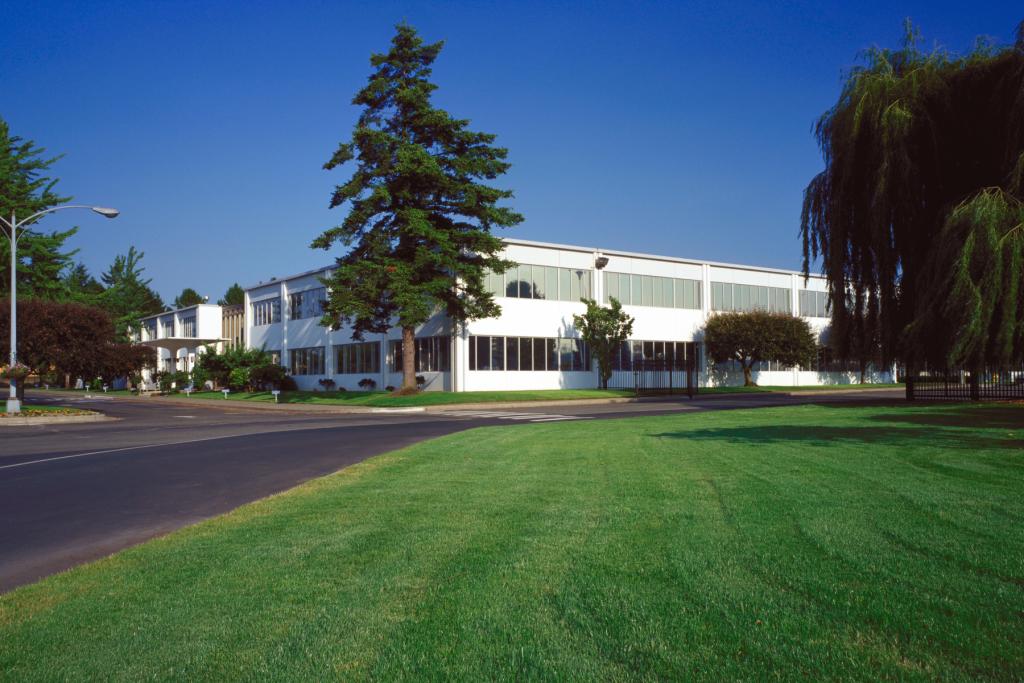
[649,424,1022,451]
[866,404,1024,430]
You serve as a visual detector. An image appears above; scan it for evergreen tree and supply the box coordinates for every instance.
[572,297,634,389]
[218,283,245,306]
[173,287,205,308]
[802,21,1024,368]
[99,246,164,340]
[312,24,523,391]
[0,115,78,300]
[63,261,104,305]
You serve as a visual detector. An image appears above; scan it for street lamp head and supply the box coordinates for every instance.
[91,207,120,219]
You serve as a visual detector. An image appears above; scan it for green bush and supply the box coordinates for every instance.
[228,367,251,391]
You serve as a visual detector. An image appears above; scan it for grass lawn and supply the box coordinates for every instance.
[181,387,639,406]
[702,382,904,393]
[1,402,1022,680]
[175,383,899,407]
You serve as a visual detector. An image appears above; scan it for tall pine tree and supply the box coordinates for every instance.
[312,24,522,391]
[0,115,79,300]
[100,246,165,340]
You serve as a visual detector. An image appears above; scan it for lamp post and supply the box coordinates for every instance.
[1,205,119,413]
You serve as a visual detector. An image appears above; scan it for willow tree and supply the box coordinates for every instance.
[313,24,522,392]
[801,21,1024,369]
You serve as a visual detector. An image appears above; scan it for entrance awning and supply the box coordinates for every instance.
[139,337,227,355]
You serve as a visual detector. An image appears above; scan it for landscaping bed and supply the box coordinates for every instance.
[0,405,96,418]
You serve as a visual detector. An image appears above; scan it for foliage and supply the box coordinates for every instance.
[228,367,251,392]
[572,297,634,389]
[802,21,1024,367]
[249,363,287,389]
[907,189,1024,367]
[0,362,31,380]
[194,345,286,391]
[358,378,377,390]
[62,262,104,306]
[99,246,165,340]
[318,378,337,390]
[704,310,816,386]
[153,370,190,393]
[0,115,79,302]
[313,24,523,390]
[0,298,151,383]
[217,283,245,306]
[172,288,204,309]
[97,343,157,384]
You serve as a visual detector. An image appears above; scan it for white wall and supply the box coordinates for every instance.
[238,239,894,391]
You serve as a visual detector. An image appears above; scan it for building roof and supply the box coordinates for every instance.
[137,303,221,323]
[242,238,824,291]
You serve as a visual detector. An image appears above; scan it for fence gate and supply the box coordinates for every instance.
[609,358,697,397]
[906,366,1024,401]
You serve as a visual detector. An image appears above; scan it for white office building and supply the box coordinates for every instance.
[242,239,893,392]
[136,303,226,383]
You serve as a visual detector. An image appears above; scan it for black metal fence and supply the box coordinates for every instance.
[906,366,1024,401]
[607,358,698,397]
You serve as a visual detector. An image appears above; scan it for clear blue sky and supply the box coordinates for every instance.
[3,1,1020,303]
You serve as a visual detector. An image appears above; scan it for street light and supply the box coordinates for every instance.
[1,205,119,413]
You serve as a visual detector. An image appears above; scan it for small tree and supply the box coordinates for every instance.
[172,287,204,308]
[218,283,244,306]
[704,311,816,386]
[572,297,634,389]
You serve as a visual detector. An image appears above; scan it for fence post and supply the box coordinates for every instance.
[969,369,980,402]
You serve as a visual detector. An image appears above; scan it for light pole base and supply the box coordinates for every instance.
[6,397,22,414]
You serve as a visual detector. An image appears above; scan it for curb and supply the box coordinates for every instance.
[0,414,116,426]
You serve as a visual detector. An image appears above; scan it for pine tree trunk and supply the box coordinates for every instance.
[401,326,417,391]
[743,363,755,387]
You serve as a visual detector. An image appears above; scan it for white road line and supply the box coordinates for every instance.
[531,416,591,422]
[0,433,256,472]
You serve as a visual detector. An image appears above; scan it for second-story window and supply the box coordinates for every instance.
[180,316,196,337]
[251,297,282,326]
[288,287,327,320]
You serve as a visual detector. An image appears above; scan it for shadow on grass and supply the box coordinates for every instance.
[867,404,1024,430]
[649,424,1023,451]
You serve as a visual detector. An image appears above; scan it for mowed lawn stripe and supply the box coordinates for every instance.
[0,403,1021,681]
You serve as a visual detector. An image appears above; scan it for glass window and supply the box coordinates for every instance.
[545,338,558,370]
[545,266,558,301]
[519,338,533,370]
[530,338,544,370]
[558,338,574,370]
[619,273,631,305]
[490,336,504,370]
[506,337,519,370]
[289,347,325,375]
[251,297,281,326]
[485,270,503,297]
[605,271,618,303]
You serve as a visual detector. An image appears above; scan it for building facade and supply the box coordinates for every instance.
[242,239,894,392]
[136,303,229,386]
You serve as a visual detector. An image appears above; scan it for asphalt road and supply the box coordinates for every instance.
[0,388,902,592]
